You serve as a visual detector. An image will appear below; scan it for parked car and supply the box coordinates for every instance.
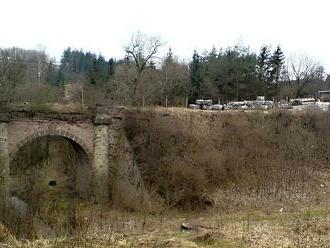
[189,99,213,110]
[224,101,250,110]
[212,104,223,110]
[188,104,200,109]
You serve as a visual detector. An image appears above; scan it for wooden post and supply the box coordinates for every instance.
[185,97,188,108]
[165,96,168,108]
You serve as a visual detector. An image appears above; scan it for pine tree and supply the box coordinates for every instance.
[208,47,218,61]
[256,45,271,84]
[107,58,115,80]
[45,60,57,84]
[88,58,98,85]
[269,46,285,98]
[269,46,285,84]
[189,51,203,100]
[164,48,174,65]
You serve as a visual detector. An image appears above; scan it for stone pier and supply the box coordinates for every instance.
[93,111,111,203]
[0,118,9,205]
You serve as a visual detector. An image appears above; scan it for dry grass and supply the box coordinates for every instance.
[1,206,330,247]
[125,108,330,210]
[2,107,330,247]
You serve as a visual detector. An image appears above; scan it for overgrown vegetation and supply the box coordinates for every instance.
[1,109,330,247]
[125,108,330,211]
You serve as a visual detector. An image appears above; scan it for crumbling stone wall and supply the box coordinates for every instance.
[109,110,148,210]
[93,125,109,203]
[0,122,9,203]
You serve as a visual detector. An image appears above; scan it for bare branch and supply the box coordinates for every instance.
[283,54,325,97]
[124,32,162,76]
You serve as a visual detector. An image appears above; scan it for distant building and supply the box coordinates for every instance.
[289,98,315,106]
[317,90,330,102]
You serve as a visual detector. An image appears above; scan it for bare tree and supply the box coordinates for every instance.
[124,32,162,103]
[283,54,325,97]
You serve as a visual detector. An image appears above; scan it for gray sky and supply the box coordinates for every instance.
[0,0,329,71]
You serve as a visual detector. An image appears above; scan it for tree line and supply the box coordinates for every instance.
[1,32,329,106]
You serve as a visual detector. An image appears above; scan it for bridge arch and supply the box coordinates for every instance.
[10,129,93,162]
[9,128,94,203]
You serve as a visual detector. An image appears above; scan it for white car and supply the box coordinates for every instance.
[188,104,200,109]
[212,104,223,110]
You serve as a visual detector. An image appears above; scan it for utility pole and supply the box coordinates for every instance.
[37,59,42,82]
[36,46,43,83]
[81,82,84,107]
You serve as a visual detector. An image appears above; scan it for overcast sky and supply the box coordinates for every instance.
[0,0,329,71]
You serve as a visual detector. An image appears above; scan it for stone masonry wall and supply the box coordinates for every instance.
[93,125,109,203]
[0,122,9,204]
[0,108,146,209]
[8,120,94,158]
[109,110,148,210]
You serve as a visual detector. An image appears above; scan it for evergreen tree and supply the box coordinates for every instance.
[58,48,115,85]
[60,47,71,72]
[88,57,98,85]
[207,47,218,61]
[214,45,259,100]
[256,45,271,84]
[45,60,58,84]
[270,46,285,84]
[189,51,203,100]
[164,48,174,65]
[269,46,285,98]
[56,69,66,85]
[107,58,115,80]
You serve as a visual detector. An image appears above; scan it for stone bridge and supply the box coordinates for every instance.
[0,106,140,206]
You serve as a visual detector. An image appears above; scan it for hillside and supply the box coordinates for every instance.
[2,107,330,247]
[125,108,330,211]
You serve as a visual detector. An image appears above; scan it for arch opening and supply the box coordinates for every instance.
[9,134,93,235]
[10,134,92,201]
